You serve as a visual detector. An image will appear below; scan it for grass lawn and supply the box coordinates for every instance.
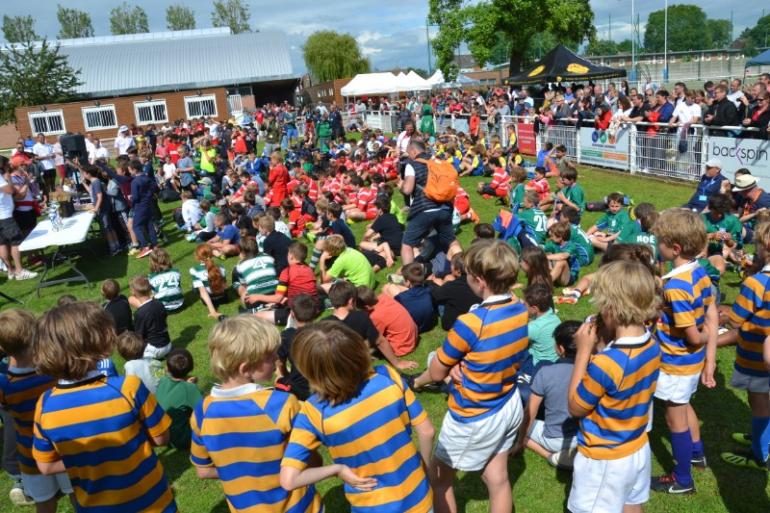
[0,165,768,512]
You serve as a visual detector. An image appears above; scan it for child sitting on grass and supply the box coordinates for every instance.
[319,234,375,292]
[526,166,551,206]
[544,221,582,287]
[382,262,437,334]
[360,197,403,269]
[190,243,228,319]
[117,331,165,394]
[128,275,172,359]
[275,294,319,400]
[519,190,549,245]
[101,278,133,334]
[356,285,419,358]
[156,348,201,451]
[147,248,184,312]
[231,238,278,312]
[586,192,633,251]
[209,213,241,259]
[429,253,482,331]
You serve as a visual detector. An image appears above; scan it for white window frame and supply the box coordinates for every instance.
[184,94,218,119]
[82,105,118,131]
[28,110,66,136]
[133,100,168,125]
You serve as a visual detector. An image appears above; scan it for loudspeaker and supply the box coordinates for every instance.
[60,134,86,157]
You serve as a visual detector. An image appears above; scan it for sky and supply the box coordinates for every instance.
[2,1,765,73]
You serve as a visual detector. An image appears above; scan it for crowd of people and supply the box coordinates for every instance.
[0,82,770,513]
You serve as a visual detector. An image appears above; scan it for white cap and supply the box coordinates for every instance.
[119,125,129,132]
[705,158,722,169]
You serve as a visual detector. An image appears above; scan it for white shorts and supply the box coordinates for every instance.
[143,342,171,360]
[653,370,700,404]
[434,389,523,471]
[568,442,651,513]
[528,419,577,454]
[730,369,770,394]
[21,472,73,502]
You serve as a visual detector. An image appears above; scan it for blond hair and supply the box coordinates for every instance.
[753,221,770,252]
[592,260,661,326]
[290,321,371,405]
[652,208,707,259]
[33,302,116,380]
[208,315,280,381]
[0,309,36,357]
[464,239,519,293]
[149,248,173,274]
[323,234,346,256]
[258,215,275,233]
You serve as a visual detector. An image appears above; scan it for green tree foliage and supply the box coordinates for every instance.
[586,38,618,56]
[736,14,770,54]
[0,38,82,124]
[303,30,370,83]
[110,2,149,35]
[429,0,595,78]
[2,15,38,43]
[166,5,196,31]
[616,39,633,53]
[211,0,250,34]
[644,5,730,52]
[57,6,94,39]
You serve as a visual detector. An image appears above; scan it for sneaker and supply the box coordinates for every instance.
[547,448,576,469]
[136,247,153,259]
[14,269,38,281]
[9,480,34,506]
[128,247,140,256]
[731,432,752,447]
[650,474,695,494]
[556,296,578,305]
[721,451,770,471]
[691,454,708,470]
[562,288,582,299]
[387,273,405,285]
[186,233,198,242]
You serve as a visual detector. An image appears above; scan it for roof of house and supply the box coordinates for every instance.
[6,28,295,98]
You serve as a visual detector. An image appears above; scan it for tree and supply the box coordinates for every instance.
[166,5,196,31]
[0,38,82,124]
[109,2,149,35]
[735,15,770,53]
[303,31,370,83]
[644,5,730,52]
[211,0,250,34]
[429,0,595,78]
[2,15,38,43]
[586,38,618,56]
[706,19,732,49]
[616,39,634,54]
[57,6,94,39]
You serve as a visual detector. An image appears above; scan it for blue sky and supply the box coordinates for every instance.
[2,1,764,72]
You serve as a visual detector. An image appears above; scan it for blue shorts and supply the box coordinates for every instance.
[403,208,455,249]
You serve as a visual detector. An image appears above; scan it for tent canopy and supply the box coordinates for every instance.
[747,48,770,67]
[508,44,626,85]
[341,72,400,96]
[399,70,432,91]
[427,69,445,86]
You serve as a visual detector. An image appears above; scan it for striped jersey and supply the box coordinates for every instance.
[435,296,529,422]
[191,384,320,513]
[0,367,56,475]
[33,374,176,513]
[729,268,770,377]
[232,255,278,296]
[654,261,713,375]
[190,263,226,293]
[572,332,660,459]
[148,269,184,311]
[282,365,432,513]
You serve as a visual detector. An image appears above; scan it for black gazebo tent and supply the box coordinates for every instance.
[508,44,626,85]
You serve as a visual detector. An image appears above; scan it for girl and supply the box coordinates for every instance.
[147,248,184,312]
[189,244,227,319]
[280,321,434,513]
[518,245,553,293]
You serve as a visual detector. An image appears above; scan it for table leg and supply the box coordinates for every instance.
[0,290,21,304]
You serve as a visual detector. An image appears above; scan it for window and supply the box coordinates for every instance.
[134,100,168,125]
[184,95,217,118]
[28,110,65,135]
[82,105,117,130]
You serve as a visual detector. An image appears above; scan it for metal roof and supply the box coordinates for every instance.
[10,28,295,98]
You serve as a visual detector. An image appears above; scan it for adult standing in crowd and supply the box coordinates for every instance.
[742,91,770,139]
[705,85,740,136]
[31,133,56,193]
[329,104,344,140]
[129,160,159,259]
[683,159,730,212]
[0,157,37,280]
[113,125,135,157]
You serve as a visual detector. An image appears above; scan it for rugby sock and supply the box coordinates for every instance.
[691,439,705,459]
[751,416,770,462]
[671,430,694,486]
[309,249,322,270]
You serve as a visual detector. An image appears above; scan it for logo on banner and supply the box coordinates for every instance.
[567,63,589,74]
[591,130,616,145]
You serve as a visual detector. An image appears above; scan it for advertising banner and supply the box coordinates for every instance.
[579,126,630,170]
[707,136,770,182]
[516,122,537,155]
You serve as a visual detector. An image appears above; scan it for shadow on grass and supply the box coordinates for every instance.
[322,484,350,512]
[175,325,202,348]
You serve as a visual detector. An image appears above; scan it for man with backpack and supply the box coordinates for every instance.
[399,140,461,264]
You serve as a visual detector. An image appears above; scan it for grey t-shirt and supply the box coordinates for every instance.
[530,359,579,440]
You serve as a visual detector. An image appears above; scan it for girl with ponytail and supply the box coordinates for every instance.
[190,243,228,319]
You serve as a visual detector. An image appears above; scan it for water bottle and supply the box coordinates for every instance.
[48,201,61,231]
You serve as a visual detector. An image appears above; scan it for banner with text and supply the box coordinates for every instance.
[516,121,537,155]
[707,136,770,182]
[579,126,630,170]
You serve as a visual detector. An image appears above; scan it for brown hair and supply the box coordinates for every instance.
[520,245,553,292]
[323,234,346,256]
[0,309,36,357]
[328,280,357,308]
[101,279,120,300]
[290,321,372,404]
[354,286,378,308]
[524,189,540,206]
[548,221,572,241]
[195,243,226,295]
[288,242,308,262]
[166,348,194,379]
[463,239,519,293]
[401,262,426,286]
[257,215,275,233]
[116,331,144,361]
[149,248,173,274]
[652,208,707,259]
[129,275,153,297]
[239,237,258,258]
[600,243,657,276]
[33,302,117,380]
[510,165,527,184]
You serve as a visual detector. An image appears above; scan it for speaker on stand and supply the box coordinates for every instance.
[60,134,88,192]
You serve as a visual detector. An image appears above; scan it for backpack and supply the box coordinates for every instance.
[492,209,539,250]
[416,158,459,203]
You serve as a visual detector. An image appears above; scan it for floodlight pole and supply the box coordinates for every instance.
[426,19,432,74]
[663,0,669,83]
[631,0,636,86]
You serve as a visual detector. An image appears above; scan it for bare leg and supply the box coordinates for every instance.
[401,243,416,265]
[482,452,513,513]
[432,458,457,513]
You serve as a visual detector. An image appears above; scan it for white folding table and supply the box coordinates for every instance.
[19,211,96,297]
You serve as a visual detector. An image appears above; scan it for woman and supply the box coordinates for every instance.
[742,91,770,140]
[593,103,613,130]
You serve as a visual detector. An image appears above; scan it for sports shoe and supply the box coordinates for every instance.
[721,451,770,471]
[128,246,140,256]
[387,273,405,285]
[186,233,198,242]
[650,474,695,494]
[9,479,34,506]
[556,296,578,305]
[691,454,708,470]
[14,269,38,281]
[136,247,153,259]
[562,288,582,299]
[731,432,752,446]
[547,448,576,469]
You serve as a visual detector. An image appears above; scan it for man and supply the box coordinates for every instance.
[85,132,97,164]
[396,121,416,158]
[329,103,344,140]
[113,125,134,157]
[727,78,746,108]
[670,90,702,136]
[0,157,37,280]
[399,140,461,265]
[94,139,110,161]
[704,80,717,100]
[705,85,740,135]
[734,173,770,226]
[31,133,56,192]
[552,95,572,123]
[626,93,649,122]
[759,73,770,93]
[672,82,688,106]
[683,158,730,212]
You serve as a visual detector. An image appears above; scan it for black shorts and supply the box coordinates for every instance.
[13,209,37,232]
[362,249,386,270]
[42,168,56,180]
[274,307,291,326]
[0,217,23,246]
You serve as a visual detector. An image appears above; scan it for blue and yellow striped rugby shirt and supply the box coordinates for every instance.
[0,367,57,475]
[282,365,432,513]
[654,261,713,375]
[33,374,176,513]
[435,296,529,422]
[190,384,321,513]
[572,332,661,460]
[729,269,770,377]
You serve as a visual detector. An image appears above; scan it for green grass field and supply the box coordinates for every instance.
[0,165,768,512]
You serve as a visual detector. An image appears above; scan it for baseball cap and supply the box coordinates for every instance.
[119,125,129,133]
[705,158,722,169]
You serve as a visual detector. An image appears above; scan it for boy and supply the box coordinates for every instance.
[209,213,241,258]
[32,302,176,512]
[552,167,585,220]
[477,164,511,200]
[526,166,551,206]
[360,197,403,269]
[188,198,217,242]
[617,203,660,262]
[257,215,292,275]
[0,309,74,513]
[129,275,172,359]
[156,348,202,450]
[382,262,437,334]
[319,234,375,291]
[544,221,581,287]
[567,261,662,512]
[524,284,561,366]
[327,201,356,248]
[587,192,633,251]
[650,208,717,494]
[561,205,594,267]
[275,294,319,400]
[117,331,165,394]
[190,315,321,513]
[101,278,133,334]
[231,238,278,311]
[429,240,529,513]
[429,253,482,331]
[356,286,419,358]
[519,190,549,245]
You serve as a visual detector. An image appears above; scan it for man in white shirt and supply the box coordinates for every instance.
[85,132,97,163]
[113,125,134,156]
[94,139,110,161]
[727,78,746,108]
[32,133,56,190]
[0,160,37,280]
[396,121,415,157]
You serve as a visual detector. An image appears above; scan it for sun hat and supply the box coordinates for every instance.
[732,174,758,192]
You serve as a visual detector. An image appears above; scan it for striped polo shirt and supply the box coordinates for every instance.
[282,365,432,513]
[232,255,278,296]
[33,374,176,513]
[572,331,661,460]
[148,269,184,311]
[435,295,529,423]
[654,261,713,375]
[729,267,770,377]
[0,367,57,475]
[190,263,226,293]
[191,384,320,513]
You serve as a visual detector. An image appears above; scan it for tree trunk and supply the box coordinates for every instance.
[508,48,524,78]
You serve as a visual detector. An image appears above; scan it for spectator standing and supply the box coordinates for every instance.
[705,85,740,136]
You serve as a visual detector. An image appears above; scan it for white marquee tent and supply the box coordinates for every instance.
[426,69,445,86]
[341,71,433,96]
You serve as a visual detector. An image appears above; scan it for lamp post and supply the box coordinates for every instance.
[631,0,637,85]
[663,0,669,83]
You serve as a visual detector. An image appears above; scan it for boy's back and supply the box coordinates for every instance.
[395,285,436,334]
[519,207,548,244]
[263,231,292,274]
[233,254,279,296]
[134,298,171,349]
[277,328,311,400]
[148,269,184,311]
[430,276,482,331]
[330,218,356,247]
[104,295,133,334]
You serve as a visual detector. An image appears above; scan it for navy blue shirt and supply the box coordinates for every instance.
[684,172,726,211]
[331,218,356,248]
[395,285,437,334]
